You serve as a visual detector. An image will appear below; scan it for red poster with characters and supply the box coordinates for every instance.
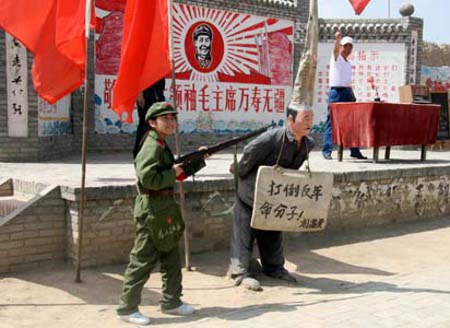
[171,3,294,133]
[94,1,294,134]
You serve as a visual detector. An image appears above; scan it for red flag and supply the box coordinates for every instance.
[0,1,93,104]
[112,0,172,123]
[349,0,371,15]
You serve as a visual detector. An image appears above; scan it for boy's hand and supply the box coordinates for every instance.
[173,164,184,177]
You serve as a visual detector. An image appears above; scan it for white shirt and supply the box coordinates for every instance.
[329,53,352,87]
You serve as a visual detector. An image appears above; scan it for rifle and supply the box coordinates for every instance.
[174,124,275,165]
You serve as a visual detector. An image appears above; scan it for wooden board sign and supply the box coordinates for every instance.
[250,166,334,232]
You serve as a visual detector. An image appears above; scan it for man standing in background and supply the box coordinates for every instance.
[228,107,315,291]
[133,78,166,158]
[322,32,367,160]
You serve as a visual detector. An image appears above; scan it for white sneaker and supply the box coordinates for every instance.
[119,311,151,325]
[162,303,195,316]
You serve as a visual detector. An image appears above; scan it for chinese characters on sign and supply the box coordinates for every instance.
[409,30,419,84]
[251,166,334,232]
[167,81,288,133]
[5,33,28,137]
[313,43,407,131]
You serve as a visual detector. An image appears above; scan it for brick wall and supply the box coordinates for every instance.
[63,179,236,267]
[1,165,449,274]
[0,184,66,273]
[64,189,136,268]
[328,168,450,230]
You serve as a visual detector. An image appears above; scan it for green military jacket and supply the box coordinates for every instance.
[134,130,205,252]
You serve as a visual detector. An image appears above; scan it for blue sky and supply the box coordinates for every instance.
[318,0,450,44]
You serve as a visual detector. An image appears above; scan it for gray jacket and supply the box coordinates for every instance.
[237,126,315,207]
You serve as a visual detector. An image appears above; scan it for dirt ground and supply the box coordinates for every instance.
[1,218,450,328]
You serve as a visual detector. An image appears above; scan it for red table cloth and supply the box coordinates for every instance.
[331,102,441,148]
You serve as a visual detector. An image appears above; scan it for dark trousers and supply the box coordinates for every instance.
[322,87,362,157]
[229,197,285,277]
[132,105,150,159]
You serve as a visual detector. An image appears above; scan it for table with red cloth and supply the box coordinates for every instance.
[330,102,441,162]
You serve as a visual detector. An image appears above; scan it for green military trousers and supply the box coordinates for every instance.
[117,213,183,316]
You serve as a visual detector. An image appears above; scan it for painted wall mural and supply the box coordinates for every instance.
[94,0,136,134]
[312,42,407,133]
[38,95,71,137]
[94,2,295,134]
[421,65,450,92]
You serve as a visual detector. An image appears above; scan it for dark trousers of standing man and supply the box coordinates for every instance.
[322,87,363,157]
[132,78,166,158]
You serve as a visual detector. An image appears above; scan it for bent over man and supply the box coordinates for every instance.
[228,107,315,291]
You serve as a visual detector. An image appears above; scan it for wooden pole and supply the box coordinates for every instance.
[75,0,93,283]
[167,0,192,271]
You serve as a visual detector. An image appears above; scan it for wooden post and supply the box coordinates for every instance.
[75,0,93,283]
[421,145,427,161]
[168,0,191,271]
[338,145,344,162]
[385,146,391,160]
[373,147,379,163]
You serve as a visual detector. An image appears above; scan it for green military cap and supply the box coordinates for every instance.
[145,101,178,121]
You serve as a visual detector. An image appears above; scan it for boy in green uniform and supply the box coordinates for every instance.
[118,102,206,325]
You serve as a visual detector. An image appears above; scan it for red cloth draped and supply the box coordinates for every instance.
[331,102,441,147]
[112,0,172,123]
[0,0,94,104]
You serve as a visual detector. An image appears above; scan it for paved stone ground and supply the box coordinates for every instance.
[1,217,450,328]
[0,149,449,187]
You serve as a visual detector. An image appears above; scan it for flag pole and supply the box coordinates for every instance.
[388,0,391,18]
[167,0,192,271]
[75,0,93,283]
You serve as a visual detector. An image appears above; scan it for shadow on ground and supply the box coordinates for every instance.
[2,217,450,326]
